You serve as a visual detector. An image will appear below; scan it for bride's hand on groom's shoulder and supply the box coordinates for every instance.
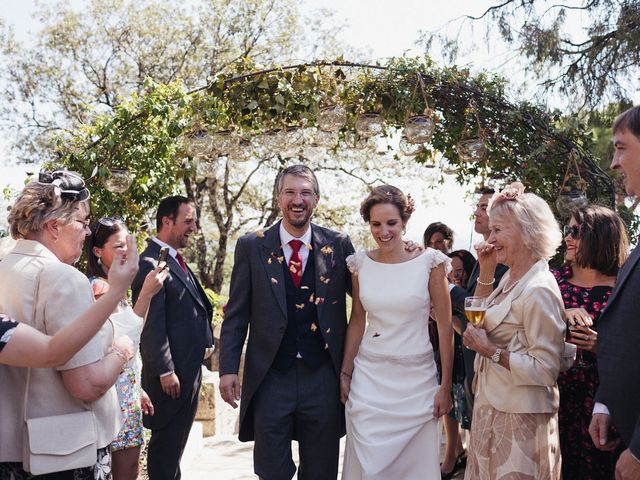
[433,387,453,419]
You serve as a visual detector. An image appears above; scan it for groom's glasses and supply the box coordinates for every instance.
[563,224,581,239]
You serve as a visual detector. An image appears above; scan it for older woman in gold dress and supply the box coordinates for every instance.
[463,182,565,479]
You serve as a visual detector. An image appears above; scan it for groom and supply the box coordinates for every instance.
[219,165,355,479]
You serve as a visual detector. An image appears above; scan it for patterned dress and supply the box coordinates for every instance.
[554,265,622,480]
[90,277,145,452]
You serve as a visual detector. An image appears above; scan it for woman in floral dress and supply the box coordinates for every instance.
[87,217,168,480]
[555,205,628,480]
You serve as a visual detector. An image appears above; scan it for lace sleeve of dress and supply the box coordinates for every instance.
[0,315,19,352]
[426,248,452,276]
[346,251,367,275]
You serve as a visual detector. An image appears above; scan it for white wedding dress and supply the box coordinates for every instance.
[342,249,450,480]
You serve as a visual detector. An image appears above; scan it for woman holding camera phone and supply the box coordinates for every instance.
[87,217,168,480]
[554,205,628,480]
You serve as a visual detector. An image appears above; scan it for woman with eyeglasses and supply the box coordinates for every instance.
[554,205,628,480]
[0,170,136,479]
[86,217,168,480]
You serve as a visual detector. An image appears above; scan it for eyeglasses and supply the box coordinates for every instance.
[563,224,581,239]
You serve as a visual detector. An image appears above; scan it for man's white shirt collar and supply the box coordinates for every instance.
[279,223,312,246]
[152,237,178,259]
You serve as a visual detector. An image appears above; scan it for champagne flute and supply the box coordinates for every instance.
[465,296,487,325]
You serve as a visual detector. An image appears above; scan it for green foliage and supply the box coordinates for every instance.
[426,0,640,110]
[55,57,612,227]
[203,288,227,326]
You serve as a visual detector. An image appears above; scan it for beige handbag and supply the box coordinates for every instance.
[22,406,98,475]
[21,270,98,475]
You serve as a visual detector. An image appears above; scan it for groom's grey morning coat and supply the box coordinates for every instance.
[219,221,354,441]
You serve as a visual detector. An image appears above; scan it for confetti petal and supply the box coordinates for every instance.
[321,246,333,254]
[301,285,310,290]
[267,258,272,264]
[277,256,284,264]
[309,293,315,303]
[256,230,265,238]
[331,300,339,305]
[324,343,329,350]
[326,328,331,333]
[315,297,325,305]
[296,303,305,310]
[271,277,278,284]
[310,323,318,332]
[306,243,313,251]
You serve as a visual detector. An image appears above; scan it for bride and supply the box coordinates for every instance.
[340,185,454,479]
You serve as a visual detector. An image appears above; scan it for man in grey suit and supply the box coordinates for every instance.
[589,106,640,480]
[450,187,508,410]
[219,165,355,479]
[132,196,214,480]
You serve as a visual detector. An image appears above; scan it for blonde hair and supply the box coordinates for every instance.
[8,182,87,239]
[489,182,562,260]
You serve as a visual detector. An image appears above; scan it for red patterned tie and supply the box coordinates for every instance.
[176,252,188,273]
[288,239,303,288]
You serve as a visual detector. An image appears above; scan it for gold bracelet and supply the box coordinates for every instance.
[340,371,352,378]
[476,277,495,286]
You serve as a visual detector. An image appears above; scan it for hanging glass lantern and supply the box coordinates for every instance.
[403,115,435,144]
[343,131,377,152]
[355,113,384,138]
[556,187,588,218]
[318,105,347,132]
[457,137,486,162]
[312,129,339,148]
[105,168,133,194]
[228,140,253,162]
[181,130,213,158]
[399,136,424,157]
[210,130,240,155]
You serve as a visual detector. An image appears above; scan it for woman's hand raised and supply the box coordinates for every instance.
[107,235,139,296]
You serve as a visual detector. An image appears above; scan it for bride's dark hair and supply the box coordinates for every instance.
[360,185,414,223]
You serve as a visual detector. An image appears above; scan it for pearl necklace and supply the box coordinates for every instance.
[502,279,520,294]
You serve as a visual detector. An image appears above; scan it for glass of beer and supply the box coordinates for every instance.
[465,296,487,325]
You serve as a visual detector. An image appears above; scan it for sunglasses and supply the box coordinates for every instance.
[94,216,125,236]
[563,224,581,239]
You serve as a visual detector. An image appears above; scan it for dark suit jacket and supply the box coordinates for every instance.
[596,246,640,457]
[132,240,213,430]
[219,221,355,441]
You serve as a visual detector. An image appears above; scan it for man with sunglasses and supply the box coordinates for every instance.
[589,105,640,480]
[132,196,213,480]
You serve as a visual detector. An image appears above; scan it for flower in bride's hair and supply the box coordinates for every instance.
[405,193,416,215]
[492,182,525,205]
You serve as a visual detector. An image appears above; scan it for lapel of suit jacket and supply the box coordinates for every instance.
[482,260,547,334]
[167,252,208,311]
[601,245,640,314]
[312,225,334,324]
[466,262,480,294]
[260,222,287,318]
